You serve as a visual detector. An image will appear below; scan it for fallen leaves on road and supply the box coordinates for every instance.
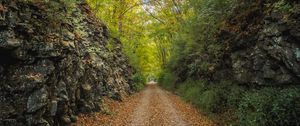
[74,84,217,126]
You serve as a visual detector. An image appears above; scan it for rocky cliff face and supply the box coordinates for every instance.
[217,0,300,86]
[0,1,134,125]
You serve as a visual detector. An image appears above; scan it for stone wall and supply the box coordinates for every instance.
[0,1,134,125]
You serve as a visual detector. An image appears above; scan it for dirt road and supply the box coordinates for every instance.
[75,84,216,126]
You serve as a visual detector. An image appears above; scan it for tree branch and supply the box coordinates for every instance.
[120,1,151,17]
[144,8,166,24]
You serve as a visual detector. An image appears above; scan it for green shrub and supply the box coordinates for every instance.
[160,71,300,126]
[132,73,146,91]
[226,85,245,109]
[177,79,207,103]
[176,79,226,114]
[180,85,202,102]
[238,88,276,126]
[196,88,223,113]
[270,88,300,125]
[158,71,176,90]
[238,87,300,126]
[273,0,295,13]
[195,81,244,113]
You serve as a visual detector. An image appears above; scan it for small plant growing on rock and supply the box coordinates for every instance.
[273,0,294,13]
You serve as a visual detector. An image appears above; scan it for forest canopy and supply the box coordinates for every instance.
[86,0,235,81]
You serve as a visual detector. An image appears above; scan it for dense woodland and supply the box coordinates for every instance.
[0,0,299,125]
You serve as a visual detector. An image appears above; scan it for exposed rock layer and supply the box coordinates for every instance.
[217,0,300,86]
[0,1,134,125]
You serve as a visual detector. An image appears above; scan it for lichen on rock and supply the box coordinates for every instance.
[217,0,300,86]
[0,0,134,125]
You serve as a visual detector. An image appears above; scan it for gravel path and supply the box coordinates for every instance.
[128,85,151,126]
[75,84,216,126]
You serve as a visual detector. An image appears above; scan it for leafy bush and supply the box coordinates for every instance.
[273,0,295,13]
[161,75,300,126]
[177,79,207,102]
[196,88,224,113]
[238,87,300,126]
[271,88,300,125]
[226,84,245,109]
[158,71,177,90]
[176,79,227,114]
[132,73,146,91]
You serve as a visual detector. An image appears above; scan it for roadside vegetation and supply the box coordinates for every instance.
[159,0,300,125]
[87,0,300,125]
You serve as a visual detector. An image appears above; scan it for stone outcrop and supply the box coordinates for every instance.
[0,0,134,125]
[217,0,300,86]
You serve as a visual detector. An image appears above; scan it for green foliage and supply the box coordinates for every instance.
[85,0,300,125]
[164,77,300,125]
[106,39,114,52]
[164,0,236,81]
[158,0,300,125]
[132,73,146,91]
[158,71,176,90]
[238,87,300,126]
[86,46,101,53]
[177,79,207,102]
[175,79,234,114]
[273,0,295,13]
[226,85,245,109]
[21,1,299,125]
[87,0,164,79]
[238,88,277,126]
[197,89,223,113]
